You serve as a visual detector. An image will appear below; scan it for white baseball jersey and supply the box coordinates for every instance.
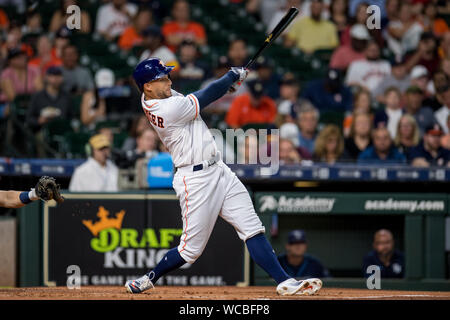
[141,90,265,264]
[141,90,218,168]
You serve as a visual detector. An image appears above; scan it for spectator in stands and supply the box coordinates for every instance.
[52,27,71,62]
[253,56,281,100]
[426,70,448,111]
[279,121,314,160]
[276,74,304,126]
[345,112,373,161]
[1,24,33,58]
[403,86,436,136]
[127,127,159,161]
[95,0,138,41]
[345,41,391,93]
[26,66,72,133]
[434,85,450,134]
[394,114,420,155]
[343,87,372,137]
[374,87,403,139]
[442,58,450,81]
[302,68,353,113]
[409,123,450,167]
[330,23,369,71]
[69,134,119,192]
[285,0,339,53]
[409,65,430,95]
[226,79,277,129]
[50,0,91,34]
[139,26,180,72]
[441,115,450,149]
[362,229,404,279]
[420,2,449,39]
[279,138,302,164]
[175,40,209,92]
[358,127,406,164]
[313,124,347,164]
[404,32,440,76]
[280,103,319,155]
[0,8,9,32]
[21,11,43,36]
[278,229,330,279]
[28,35,62,76]
[80,69,115,129]
[0,48,42,102]
[439,31,450,59]
[122,114,150,152]
[60,45,94,94]
[162,0,206,52]
[227,39,248,67]
[199,56,247,115]
[329,0,350,38]
[385,2,424,59]
[118,9,153,51]
[373,59,410,102]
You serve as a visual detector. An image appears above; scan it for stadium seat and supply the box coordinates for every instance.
[44,118,75,152]
[63,132,91,158]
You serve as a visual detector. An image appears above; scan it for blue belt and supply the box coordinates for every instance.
[192,154,220,172]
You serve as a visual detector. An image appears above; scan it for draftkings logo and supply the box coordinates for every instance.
[82,206,185,269]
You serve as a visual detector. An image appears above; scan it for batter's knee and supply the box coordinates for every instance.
[177,245,204,264]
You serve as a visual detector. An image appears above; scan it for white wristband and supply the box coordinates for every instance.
[29,188,39,201]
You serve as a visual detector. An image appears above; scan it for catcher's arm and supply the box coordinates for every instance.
[0,191,28,208]
[0,176,65,208]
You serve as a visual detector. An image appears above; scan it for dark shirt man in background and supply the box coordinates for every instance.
[358,127,406,164]
[277,230,329,280]
[27,66,71,132]
[363,229,405,278]
[409,124,450,167]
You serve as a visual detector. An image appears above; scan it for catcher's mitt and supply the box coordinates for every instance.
[35,176,65,203]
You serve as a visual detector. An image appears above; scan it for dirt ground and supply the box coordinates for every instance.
[0,286,449,300]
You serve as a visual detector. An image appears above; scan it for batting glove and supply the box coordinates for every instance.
[229,67,249,93]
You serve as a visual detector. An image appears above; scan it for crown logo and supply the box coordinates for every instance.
[82,206,126,236]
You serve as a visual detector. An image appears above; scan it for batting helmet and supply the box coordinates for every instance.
[132,58,174,91]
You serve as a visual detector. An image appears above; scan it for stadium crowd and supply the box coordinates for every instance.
[0,0,449,171]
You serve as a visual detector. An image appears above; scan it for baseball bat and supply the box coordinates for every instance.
[245,7,299,69]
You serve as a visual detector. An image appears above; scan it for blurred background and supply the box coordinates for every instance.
[0,0,449,290]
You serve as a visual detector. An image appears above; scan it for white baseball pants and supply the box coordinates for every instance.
[172,160,265,264]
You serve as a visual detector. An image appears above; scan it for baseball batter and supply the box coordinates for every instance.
[125,58,322,296]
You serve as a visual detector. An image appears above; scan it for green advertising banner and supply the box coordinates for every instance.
[255,193,448,215]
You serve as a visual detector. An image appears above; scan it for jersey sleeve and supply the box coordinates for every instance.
[165,94,199,124]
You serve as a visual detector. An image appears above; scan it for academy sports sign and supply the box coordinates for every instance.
[255,193,448,215]
[258,195,336,213]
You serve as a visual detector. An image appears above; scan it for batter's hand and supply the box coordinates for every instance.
[229,67,249,93]
[35,176,65,203]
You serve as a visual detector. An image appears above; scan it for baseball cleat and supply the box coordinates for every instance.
[125,274,154,294]
[297,278,322,296]
[276,278,310,296]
